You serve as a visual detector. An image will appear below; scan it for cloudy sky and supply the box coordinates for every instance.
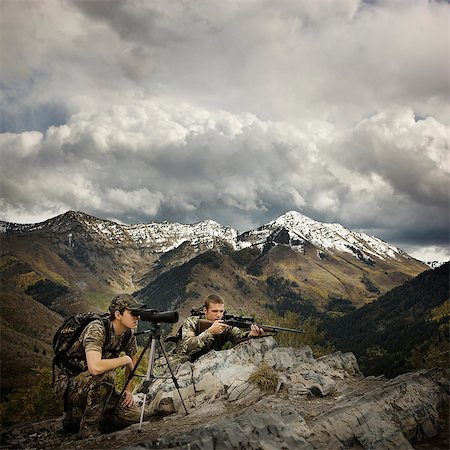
[1,0,449,262]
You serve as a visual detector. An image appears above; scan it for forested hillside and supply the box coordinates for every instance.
[325,262,449,377]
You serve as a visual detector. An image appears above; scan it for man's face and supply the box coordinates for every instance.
[204,303,225,321]
[120,308,140,330]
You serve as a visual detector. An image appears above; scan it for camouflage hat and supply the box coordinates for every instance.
[109,293,146,314]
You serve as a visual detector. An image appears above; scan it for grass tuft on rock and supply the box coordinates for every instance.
[248,362,279,392]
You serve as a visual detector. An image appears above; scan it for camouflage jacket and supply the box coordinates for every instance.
[54,319,137,397]
[171,315,249,363]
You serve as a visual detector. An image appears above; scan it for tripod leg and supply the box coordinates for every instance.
[138,337,158,431]
[158,337,189,415]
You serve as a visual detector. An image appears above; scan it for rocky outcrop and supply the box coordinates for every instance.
[0,338,448,450]
[141,337,361,415]
[307,368,449,449]
[131,337,448,449]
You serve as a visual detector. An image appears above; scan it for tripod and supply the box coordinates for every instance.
[118,322,189,431]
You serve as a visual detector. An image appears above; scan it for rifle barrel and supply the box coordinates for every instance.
[258,324,304,334]
[197,319,304,334]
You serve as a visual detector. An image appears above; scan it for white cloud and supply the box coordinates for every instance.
[402,245,450,264]
[104,188,163,217]
[1,99,447,234]
[0,131,43,158]
[337,106,449,208]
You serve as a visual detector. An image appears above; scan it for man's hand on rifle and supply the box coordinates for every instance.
[208,320,231,335]
[248,324,265,337]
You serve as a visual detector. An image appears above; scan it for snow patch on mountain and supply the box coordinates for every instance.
[126,219,238,252]
[426,260,447,269]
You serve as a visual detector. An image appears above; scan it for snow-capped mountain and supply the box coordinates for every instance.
[236,211,411,263]
[1,210,414,263]
[0,211,237,253]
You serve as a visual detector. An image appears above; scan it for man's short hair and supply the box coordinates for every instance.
[204,294,224,310]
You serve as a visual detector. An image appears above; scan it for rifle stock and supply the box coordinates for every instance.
[197,318,304,335]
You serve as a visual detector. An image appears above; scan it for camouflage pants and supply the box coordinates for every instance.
[64,370,143,433]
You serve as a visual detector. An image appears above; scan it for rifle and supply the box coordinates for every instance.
[190,308,304,335]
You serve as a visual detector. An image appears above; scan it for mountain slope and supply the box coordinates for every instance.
[134,249,271,321]
[0,261,62,396]
[325,262,450,377]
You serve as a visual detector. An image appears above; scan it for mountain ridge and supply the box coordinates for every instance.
[0,209,421,265]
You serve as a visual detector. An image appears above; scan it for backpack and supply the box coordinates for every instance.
[52,312,131,383]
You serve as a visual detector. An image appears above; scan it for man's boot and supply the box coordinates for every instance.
[62,406,82,434]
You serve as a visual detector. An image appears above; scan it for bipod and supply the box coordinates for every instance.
[118,322,189,431]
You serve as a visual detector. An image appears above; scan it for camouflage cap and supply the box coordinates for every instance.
[109,293,146,313]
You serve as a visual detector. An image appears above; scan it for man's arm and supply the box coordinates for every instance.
[85,350,133,376]
[121,353,138,407]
